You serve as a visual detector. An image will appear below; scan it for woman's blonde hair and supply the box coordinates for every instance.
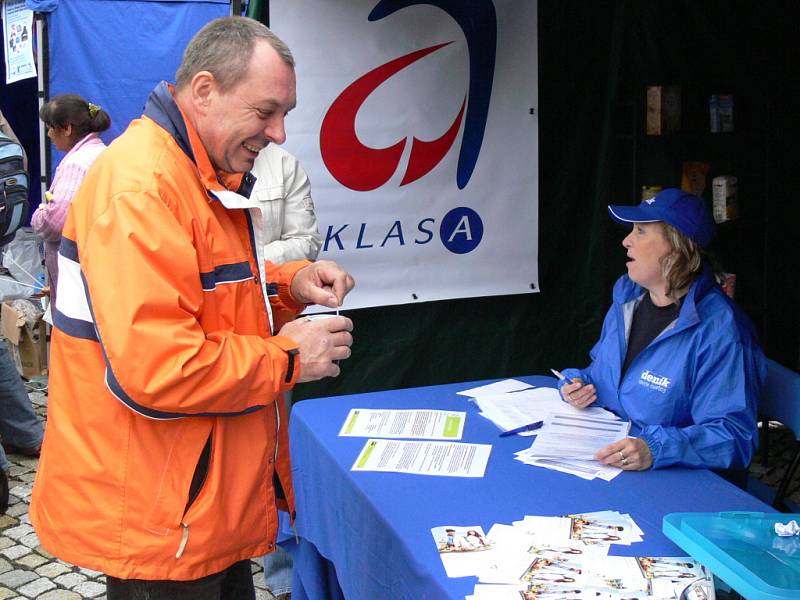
[658,222,704,300]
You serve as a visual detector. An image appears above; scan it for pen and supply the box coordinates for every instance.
[499,420,543,437]
[550,368,574,384]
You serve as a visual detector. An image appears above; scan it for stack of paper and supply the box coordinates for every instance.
[457,379,631,481]
[515,413,630,481]
[458,379,621,436]
[457,379,537,399]
[563,511,643,545]
[430,512,709,600]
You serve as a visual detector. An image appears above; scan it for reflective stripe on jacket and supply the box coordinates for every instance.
[562,268,765,470]
[30,82,306,580]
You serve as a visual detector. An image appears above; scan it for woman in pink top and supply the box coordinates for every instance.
[32,94,110,310]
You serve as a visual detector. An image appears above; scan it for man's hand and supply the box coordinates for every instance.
[594,437,653,471]
[278,315,353,382]
[291,260,355,308]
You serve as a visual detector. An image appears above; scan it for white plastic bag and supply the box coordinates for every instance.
[1,227,44,287]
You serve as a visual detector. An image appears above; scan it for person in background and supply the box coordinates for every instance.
[557,188,765,476]
[252,144,321,600]
[31,94,110,310]
[253,144,322,265]
[29,16,354,599]
[0,110,45,515]
[0,345,44,514]
[0,108,28,168]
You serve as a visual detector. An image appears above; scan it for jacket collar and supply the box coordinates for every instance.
[614,265,718,332]
[65,132,103,158]
[143,82,256,198]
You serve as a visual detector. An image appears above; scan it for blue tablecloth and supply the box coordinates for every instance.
[288,376,771,599]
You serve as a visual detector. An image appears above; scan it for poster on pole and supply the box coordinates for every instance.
[2,0,36,84]
[272,0,538,310]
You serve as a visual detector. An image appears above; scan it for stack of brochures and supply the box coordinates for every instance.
[515,411,630,481]
[431,512,709,600]
[458,379,630,481]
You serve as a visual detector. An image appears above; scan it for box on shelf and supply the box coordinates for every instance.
[681,162,710,196]
[1,300,47,378]
[646,85,681,135]
[709,94,734,133]
[712,175,738,223]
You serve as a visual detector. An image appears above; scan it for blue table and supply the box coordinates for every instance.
[288,376,771,599]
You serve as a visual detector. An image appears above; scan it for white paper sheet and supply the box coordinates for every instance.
[432,525,496,577]
[474,387,620,437]
[528,413,630,460]
[352,439,491,477]
[338,408,465,439]
[457,379,535,398]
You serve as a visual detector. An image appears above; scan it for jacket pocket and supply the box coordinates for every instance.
[252,187,286,236]
[143,420,213,536]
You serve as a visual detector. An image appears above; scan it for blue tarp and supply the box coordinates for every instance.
[40,0,229,156]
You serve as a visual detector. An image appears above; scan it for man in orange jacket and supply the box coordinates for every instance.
[29,16,354,600]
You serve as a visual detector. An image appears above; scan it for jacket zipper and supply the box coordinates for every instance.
[274,399,281,465]
[175,433,213,559]
[175,523,190,558]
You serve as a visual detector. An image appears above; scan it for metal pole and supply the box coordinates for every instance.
[35,13,48,197]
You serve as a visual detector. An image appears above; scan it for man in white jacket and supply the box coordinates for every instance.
[252,143,322,600]
[252,144,322,264]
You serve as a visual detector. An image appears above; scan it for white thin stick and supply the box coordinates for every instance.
[0,276,42,290]
[3,254,40,284]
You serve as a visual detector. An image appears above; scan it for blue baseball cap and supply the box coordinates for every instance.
[607,188,715,248]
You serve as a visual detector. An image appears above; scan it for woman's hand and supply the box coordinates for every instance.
[595,437,653,470]
[560,378,597,409]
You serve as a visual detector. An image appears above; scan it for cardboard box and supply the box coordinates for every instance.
[1,301,47,378]
[712,175,739,223]
[646,85,681,135]
[681,161,710,196]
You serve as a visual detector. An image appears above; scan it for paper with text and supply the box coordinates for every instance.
[339,408,465,439]
[352,439,491,477]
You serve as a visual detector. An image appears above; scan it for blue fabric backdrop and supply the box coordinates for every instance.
[31,0,228,162]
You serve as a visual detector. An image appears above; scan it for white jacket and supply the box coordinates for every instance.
[251,145,322,264]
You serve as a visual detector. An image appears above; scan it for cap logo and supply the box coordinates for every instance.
[644,197,656,205]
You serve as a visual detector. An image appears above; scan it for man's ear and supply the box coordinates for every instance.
[190,71,216,114]
[64,124,73,137]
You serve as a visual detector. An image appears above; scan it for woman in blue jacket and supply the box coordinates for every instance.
[560,188,765,472]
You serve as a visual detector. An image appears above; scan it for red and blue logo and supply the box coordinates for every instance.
[320,0,497,192]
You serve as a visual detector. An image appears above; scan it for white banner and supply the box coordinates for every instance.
[272,0,538,309]
[2,0,36,84]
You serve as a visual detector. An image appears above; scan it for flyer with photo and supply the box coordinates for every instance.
[431,525,495,578]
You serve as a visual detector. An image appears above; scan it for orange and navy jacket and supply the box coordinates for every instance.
[30,82,307,580]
